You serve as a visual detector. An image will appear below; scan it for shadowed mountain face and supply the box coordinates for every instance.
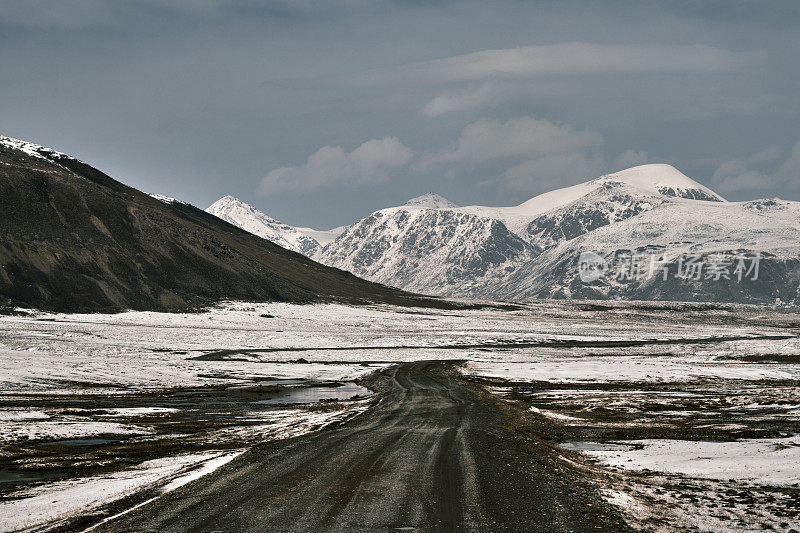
[0,137,429,312]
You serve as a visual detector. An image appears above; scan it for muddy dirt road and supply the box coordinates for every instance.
[95,361,629,532]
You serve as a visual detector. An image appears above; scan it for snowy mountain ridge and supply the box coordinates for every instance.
[457,164,724,236]
[403,193,459,209]
[209,164,800,305]
[315,204,536,297]
[0,136,75,163]
[206,196,343,256]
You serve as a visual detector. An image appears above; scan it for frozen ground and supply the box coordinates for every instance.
[1,452,234,532]
[573,437,800,485]
[456,302,800,531]
[1,300,799,531]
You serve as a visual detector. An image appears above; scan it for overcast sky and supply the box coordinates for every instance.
[2,0,799,228]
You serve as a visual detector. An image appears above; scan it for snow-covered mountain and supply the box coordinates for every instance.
[507,194,800,303]
[206,196,343,256]
[458,164,725,238]
[317,165,797,304]
[211,164,800,305]
[315,200,537,297]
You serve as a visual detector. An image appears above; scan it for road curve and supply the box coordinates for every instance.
[95,361,631,532]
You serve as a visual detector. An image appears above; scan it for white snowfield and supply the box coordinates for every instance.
[2,299,798,392]
[295,225,346,247]
[206,164,800,302]
[0,453,224,532]
[581,437,800,486]
[0,301,798,404]
[146,192,182,205]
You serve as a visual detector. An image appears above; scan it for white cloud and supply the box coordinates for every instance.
[422,81,561,117]
[423,116,601,167]
[362,43,755,85]
[614,150,650,170]
[420,116,607,194]
[711,160,772,193]
[711,141,800,193]
[747,146,782,165]
[423,82,506,117]
[775,141,800,190]
[258,136,412,195]
[501,152,606,193]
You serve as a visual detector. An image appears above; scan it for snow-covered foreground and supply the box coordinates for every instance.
[1,300,799,531]
[0,406,364,533]
[1,452,236,532]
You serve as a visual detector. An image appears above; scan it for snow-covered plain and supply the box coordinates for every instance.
[1,300,799,531]
[465,357,800,383]
[3,299,797,391]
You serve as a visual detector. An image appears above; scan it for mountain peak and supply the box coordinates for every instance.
[206,195,324,256]
[207,195,278,221]
[600,164,725,202]
[404,193,459,209]
[210,195,249,209]
[208,196,282,226]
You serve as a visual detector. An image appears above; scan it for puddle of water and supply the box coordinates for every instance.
[0,468,40,486]
[256,383,370,405]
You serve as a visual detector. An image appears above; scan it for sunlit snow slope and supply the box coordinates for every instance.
[206,196,344,256]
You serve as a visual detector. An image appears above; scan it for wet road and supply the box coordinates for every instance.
[95,361,630,532]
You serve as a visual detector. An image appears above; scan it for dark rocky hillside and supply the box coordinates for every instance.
[0,137,436,312]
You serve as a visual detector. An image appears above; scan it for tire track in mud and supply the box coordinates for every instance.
[92,361,632,532]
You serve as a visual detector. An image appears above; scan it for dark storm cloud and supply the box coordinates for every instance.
[1,0,798,228]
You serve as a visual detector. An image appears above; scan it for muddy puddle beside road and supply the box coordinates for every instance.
[0,375,374,501]
[256,382,371,405]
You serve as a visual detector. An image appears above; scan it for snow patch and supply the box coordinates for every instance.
[146,193,181,205]
[0,453,230,532]
[581,437,800,486]
[0,135,73,162]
